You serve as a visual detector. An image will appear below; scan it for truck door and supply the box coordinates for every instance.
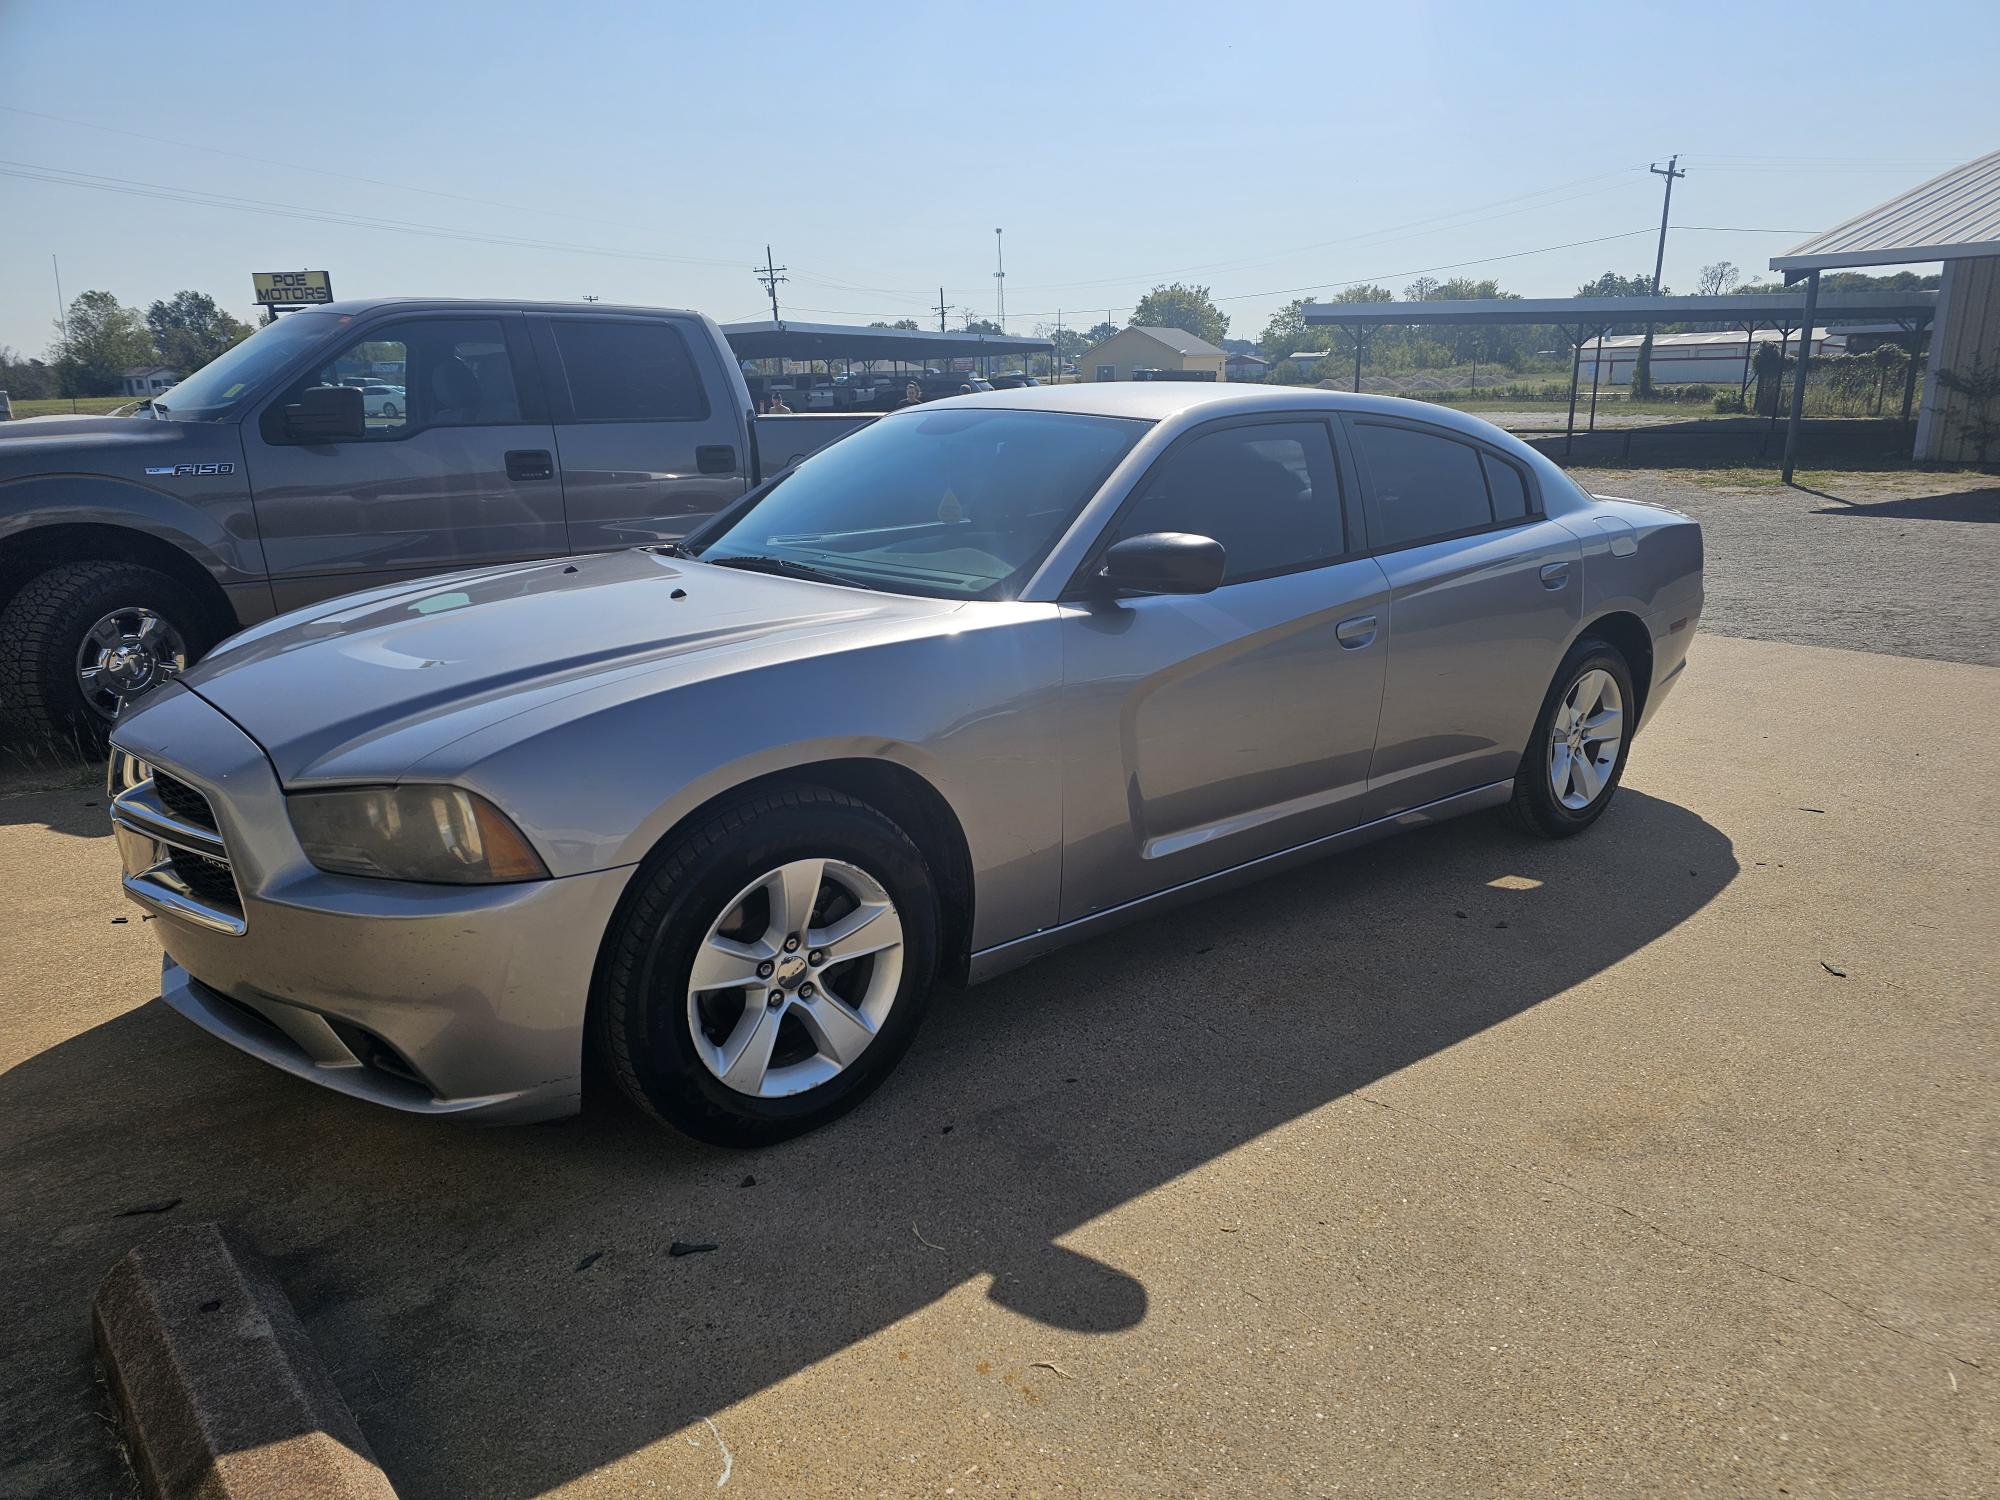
[529,313,751,550]
[242,313,568,612]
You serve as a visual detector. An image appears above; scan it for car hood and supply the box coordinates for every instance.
[182,549,959,783]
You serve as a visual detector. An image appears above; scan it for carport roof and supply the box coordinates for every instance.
[1772,149,2000,273]
[1301,291,1937,329]
[721,319,1052,361]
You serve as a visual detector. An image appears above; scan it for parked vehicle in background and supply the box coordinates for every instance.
[988,373,1041,389]
[0,298,872,739]
[105,384,1702,1144]
[359,384,405,418]
[917,373,993,401]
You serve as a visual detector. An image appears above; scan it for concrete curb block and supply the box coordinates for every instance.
[93,1223,397,1500]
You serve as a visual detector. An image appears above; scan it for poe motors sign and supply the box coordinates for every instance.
[252,270,333,306]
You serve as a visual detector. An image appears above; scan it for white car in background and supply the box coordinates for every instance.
[360,384,405,418]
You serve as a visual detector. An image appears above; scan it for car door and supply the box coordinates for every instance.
[1057,416,1391,922]
[243,313,567,612]
[1342,415,1582,818]
[529,313,751,550]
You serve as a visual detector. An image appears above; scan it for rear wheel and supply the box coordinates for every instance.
[594,787,941,1145]
[0,561,214,744]
[1504,635,1635,839]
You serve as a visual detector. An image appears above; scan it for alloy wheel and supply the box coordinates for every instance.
[685,857,905,1098]
[75,607,189,722]
[1547,667,1623,811]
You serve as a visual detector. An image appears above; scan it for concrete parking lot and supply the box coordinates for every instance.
[2,471,1994,1498]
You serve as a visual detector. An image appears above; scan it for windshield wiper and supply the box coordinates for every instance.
[648,540,697,558]
[701,553,854,587]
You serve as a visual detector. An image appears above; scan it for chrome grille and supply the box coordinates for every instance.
[109,768,246,934]
[152,771,218,831]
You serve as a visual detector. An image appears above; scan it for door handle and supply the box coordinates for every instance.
[1539,561,1571,590]
[1335,614,1378,649]
[505,449,554,481]
[696,444,738,475]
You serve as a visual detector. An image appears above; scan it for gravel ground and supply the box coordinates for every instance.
[1573,467,2000,666]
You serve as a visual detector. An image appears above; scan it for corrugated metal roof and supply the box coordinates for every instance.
[1772,150,2000,272]
[1130,325,1227,357]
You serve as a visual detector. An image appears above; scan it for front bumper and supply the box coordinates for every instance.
[109,683,633,1123]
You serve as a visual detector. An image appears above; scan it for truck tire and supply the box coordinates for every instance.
[0,560,215,744]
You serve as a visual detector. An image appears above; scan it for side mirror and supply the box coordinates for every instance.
[283,384,366,442]
[1097,532,1226,596]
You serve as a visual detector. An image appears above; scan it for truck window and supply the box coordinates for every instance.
[548,319,709,422]
[279,318,523,440]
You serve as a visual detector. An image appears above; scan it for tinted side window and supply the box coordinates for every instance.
[1482,452,1530,520]
[1353,423,1491,549]
[285,318,521,440]
[1113,421,1343,583]
[550,319,708,422]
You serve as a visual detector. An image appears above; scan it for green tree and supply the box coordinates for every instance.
[0,345,57,400]
[891,319,921,331]
[1404,275,1440,303]
[145,290,253,376]
[1129,283,1228,345]
[1575,270,1657,299]
[1037,323,1089,363]
[962,317,1002,334]
[48,290,153,397]
[1084,321,1120,345]
[1256,298,1322,361]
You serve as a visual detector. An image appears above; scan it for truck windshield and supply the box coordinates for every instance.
[151,311,344,418]
[697,407,1149,601]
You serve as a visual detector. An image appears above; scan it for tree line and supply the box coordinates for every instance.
[0,289,255,400]
[1044,266,1940,384]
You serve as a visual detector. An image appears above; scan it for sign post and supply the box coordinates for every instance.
[252,271,333,323]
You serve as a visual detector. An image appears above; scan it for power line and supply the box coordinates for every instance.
[0,104,745,265]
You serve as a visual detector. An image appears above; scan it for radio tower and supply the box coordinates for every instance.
[993,228,1006,331]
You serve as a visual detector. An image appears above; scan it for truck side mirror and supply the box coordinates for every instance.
[284,384,366,442]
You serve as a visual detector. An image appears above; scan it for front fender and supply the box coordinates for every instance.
[0,455,266,590]
[417,613,1069,953]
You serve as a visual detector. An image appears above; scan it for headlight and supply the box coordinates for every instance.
[288,785,549,884]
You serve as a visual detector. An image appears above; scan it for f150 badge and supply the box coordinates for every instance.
[145,463,235,477]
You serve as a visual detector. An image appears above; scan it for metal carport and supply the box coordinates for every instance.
[1302,291,1937,457]
[1771,148,2000,475]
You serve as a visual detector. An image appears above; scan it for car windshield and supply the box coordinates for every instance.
[697,407,1147,600]
[151,311,344,418]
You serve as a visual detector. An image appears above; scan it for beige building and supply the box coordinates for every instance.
[1081,326,1228,382]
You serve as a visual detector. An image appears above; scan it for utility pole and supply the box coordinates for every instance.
[934,286,951,333]
[993,227,1006,332]
[1633,155,1686,400]
[753,245,787,322]
[1648,156,1684,295]
[52,254,76,412]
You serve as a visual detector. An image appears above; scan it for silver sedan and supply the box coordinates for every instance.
[106,385,1703,1143]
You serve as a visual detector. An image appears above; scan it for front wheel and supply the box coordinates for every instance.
[594,787,941,1145]
[0,561,213,744]
[1504,636,1635,838]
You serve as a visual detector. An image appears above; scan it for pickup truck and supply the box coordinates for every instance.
[0,298,872,739]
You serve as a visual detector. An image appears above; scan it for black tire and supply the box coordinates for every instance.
[0,560,216,744]
[594,786,941,1146]
[1503,634,1636,839]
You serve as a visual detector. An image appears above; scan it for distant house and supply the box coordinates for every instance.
[1081,326,1229,382]
[1224,351,1271,382]
[119,365,180,397]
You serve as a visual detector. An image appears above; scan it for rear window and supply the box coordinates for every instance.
[549,319,709,422]
[1482,453,1530,520]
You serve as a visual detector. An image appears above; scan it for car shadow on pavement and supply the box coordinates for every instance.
[1,789,1735,1499]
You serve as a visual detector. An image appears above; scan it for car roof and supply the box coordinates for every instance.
[946,381,1522,441]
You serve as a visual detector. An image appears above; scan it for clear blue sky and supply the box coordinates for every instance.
[3,0,1995,358]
